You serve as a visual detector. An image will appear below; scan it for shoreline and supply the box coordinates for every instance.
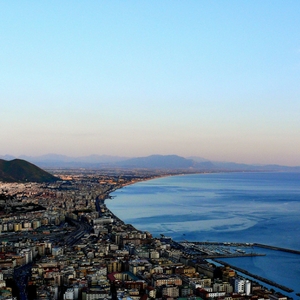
[100,172,299,297]
[101,191,297,296]
[103,173,300,252]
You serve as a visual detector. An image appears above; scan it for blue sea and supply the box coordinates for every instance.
[107,172,300,297]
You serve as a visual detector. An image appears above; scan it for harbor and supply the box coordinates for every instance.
[179,241,266,259]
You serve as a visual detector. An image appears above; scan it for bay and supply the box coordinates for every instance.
[107,172,300,296]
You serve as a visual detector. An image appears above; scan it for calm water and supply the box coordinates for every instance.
[107,172,300,297]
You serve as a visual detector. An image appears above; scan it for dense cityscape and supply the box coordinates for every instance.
[0,169,295,300]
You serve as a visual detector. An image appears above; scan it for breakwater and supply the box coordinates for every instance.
[214,259,294,293]
[201,253,265,259]
[254,243,300,255]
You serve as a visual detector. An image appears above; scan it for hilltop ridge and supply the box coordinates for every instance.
[0,159,58,183]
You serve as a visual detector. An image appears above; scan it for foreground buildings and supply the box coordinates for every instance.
[0,170,292,300]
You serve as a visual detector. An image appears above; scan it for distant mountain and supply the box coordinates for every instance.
[186,156,211,163]
[1,154,299,172]
[15,154,129,168]
[115,154,213,169]
[0,154,211,169]
[210,161,254,171]
[0,155,15,161]
[0,159,58,183]
[210,161,300,172]
[117,155,300,171]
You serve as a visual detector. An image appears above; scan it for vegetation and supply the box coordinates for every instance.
[0,159,58,183]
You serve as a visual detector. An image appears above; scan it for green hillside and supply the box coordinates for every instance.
[0,159,58,183]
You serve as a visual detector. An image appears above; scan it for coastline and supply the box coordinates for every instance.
[101,191,297,297]
[101,172,300,298]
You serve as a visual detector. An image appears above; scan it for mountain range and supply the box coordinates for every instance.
[1,154,299,172]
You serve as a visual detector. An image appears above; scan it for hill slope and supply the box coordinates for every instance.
[0,159,58,183]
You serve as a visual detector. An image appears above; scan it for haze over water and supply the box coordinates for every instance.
[107,172,300,296]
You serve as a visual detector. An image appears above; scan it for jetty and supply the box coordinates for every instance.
[254,243,300,255]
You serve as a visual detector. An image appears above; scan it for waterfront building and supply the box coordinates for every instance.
[245,280,251,296]
[221,266,236,281]
[234,278,245,293]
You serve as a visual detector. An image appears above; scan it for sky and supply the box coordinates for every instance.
[1,1,300,166]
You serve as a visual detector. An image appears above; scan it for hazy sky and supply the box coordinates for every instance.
[1,1,300,165]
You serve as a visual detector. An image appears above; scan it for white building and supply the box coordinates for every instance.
[234,278,245,293]
[52,247,64,256]
[64,288,75,299]
[20,248,33,264]
[245,280,251,295]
